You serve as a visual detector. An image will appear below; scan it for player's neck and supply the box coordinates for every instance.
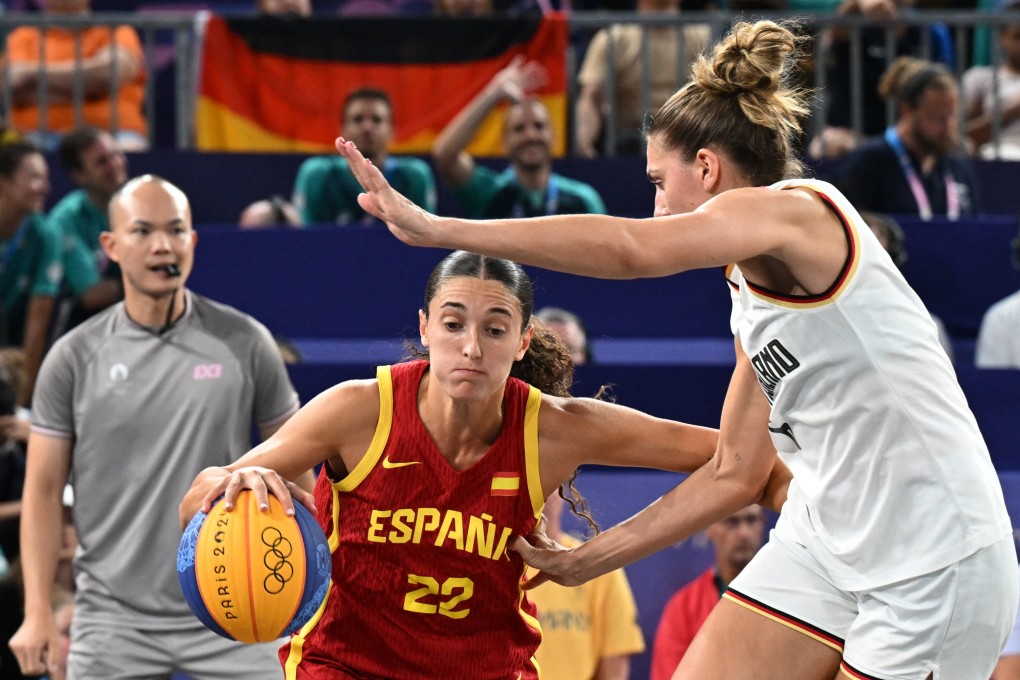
[418,378,504,469]
[124,288,187,330]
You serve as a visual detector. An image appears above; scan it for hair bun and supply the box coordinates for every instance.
[693,21,798,97]
[646,19,809,186]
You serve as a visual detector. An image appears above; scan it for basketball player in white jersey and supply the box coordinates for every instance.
[334,19,1018,680]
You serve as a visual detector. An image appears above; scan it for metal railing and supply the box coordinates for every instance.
[569,9,1020,158]
[0,11,201,150]
[0,10,1016,155]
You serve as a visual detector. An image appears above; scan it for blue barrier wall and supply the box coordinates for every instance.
[287,363,1020,472]
[187,219,1020,344]
[187,228,735,340]
[42,152,1020,223]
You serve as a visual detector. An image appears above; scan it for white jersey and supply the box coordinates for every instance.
[728,179,1011,590]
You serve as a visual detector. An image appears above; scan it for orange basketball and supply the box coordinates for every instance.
[177,489,330,643]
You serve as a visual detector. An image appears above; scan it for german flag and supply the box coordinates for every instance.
[196,14,568,155]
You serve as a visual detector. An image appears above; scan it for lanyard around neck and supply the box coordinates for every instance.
[884,127,960,221]
[504,169,559,218]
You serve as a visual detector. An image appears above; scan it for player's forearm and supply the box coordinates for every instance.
[563,463,762,583]
[433,85,505,165]
[430,213,658,280]
[41,48,140,98]
[758,456,791,512]
[19,483,64,618]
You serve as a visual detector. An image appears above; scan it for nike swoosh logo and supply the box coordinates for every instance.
[768,422,801,450]
[382,456,421,469]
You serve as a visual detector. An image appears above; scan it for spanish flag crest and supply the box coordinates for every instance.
[490,472,520,497]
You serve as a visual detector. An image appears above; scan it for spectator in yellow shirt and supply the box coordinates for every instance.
[530,492,645,680]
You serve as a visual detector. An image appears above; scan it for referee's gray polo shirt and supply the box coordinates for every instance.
[32,291,300,628]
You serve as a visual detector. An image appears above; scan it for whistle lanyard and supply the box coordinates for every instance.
[504,169,560,218]
[884,127,960,221]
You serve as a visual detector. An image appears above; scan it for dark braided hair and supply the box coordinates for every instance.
[412,251,600,533]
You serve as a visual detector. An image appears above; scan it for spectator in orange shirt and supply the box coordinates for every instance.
[3,0,148,151]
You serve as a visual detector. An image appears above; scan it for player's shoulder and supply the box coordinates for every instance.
[47,303,123,365]
[189,293,273,339]
[305,377,382,427]
[536,392,603,423]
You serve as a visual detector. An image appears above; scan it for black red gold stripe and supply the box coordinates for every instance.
[197,15,567,153]
[840,660,889,680]
[743,192,859,307]
[723,588,846,653]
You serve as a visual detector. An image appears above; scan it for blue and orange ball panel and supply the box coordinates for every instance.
[177,490,330,643]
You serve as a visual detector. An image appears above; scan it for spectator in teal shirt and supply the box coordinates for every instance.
[0,142,63,404]
[433,57,606,219]
[48,127,126,333]
[292,88,437,226]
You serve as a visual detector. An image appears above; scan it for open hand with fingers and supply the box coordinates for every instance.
[335,137,441,246]
[178,465,315,530]
[488,55,549,103]
[512,515,586,589]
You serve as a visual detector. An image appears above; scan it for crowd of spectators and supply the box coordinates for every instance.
[4,0,1020,158]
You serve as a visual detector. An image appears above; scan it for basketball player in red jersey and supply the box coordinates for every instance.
[180,251,790,679]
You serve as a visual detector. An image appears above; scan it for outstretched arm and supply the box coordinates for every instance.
[339,137,840,284]
[516,339,783,587]
[535,394,719,500]
[432,56,548,188]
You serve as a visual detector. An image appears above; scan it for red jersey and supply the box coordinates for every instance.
[281,361,545,679]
